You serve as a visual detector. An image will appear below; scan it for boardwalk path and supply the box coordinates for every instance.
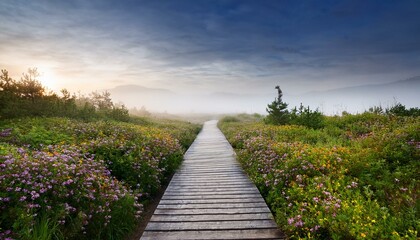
[141,120,284,239]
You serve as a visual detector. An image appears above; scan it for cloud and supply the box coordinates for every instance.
[0,0,419,106]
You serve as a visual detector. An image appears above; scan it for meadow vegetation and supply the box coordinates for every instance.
[219,111,419,239]
[0,69,201,239]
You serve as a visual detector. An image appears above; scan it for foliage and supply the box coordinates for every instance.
[0,68,129,121]
[220,113,419,239]
[386,103,420,117]
[290,103,325,129]
[265,86,289,125]
[0,117,200,239]
[0,144,139,240]
[264,86,324,129]
[219,113,263,124]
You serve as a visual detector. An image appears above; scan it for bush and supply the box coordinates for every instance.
[386,103,420,117]
[290,103,325,129]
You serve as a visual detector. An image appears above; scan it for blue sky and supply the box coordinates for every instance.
[0,0,419,113]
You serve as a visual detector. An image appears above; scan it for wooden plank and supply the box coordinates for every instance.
[157,202,268,209]
[141,229,284,240]
[150,213,274,222]
[145,220,278,231]
[170,176,247,180]
[159,198,266,204]
[168,183,254,188]
[161,194,262,200]
[170,177,249,182]
[163,191,259,196]
[153,207,271,215]
[169,180,250,184]
[165,187,257,193]
[174,172,245,177]
[167,185,255,190]
[178,167,242,170]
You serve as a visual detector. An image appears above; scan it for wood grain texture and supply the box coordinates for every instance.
[140,120,284,240]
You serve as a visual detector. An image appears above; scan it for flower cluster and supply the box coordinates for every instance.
[0,128,12,138]
[0,117,200,239]
[220,113,418,239]
[0,145,139,238]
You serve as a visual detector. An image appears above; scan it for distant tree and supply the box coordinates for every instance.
[368,105,384,115]
[386,102,420,117]
[0,70,17,118]
[58,89,77,116]
[130,106,151,117]
[139,106,151,117]
[61,89,71,100]
[290,103,325,129]
[265,86,289,125]
[18,68,44,102]
[0,69,16,92]
[90,91,113,111]
[109,104,130,122]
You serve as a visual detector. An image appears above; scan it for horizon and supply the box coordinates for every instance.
[1,0,420,114]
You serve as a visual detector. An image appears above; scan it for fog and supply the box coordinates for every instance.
[109,77,420,116]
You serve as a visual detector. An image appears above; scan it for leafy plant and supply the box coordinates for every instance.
[290,103,325,129]
[265,86,289,125]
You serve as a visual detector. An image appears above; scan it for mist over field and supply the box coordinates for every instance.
[108,76,420,115]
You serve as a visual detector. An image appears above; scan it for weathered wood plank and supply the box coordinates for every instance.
[170,177,250,182]
[174,172,245,177]
[153,207,271,215]
[166,186,254,191]
[145,220,278,231]
[159,198,266,204]
[165,187,257,193]
[150,213,274,222]
[169,180,251,185]
[168,182,254,188]
[141,229,285,240]
[164,189,258,194]
[157,202,268,209]
[161,194,262,200]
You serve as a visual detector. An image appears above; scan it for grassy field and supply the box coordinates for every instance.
[219,113,419,239]
[0,117,200,240]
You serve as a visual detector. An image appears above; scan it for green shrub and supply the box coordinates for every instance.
[290,103,325,129]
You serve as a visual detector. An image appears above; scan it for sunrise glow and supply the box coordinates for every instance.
[38,67,59,91]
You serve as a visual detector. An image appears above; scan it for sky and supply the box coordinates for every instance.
[1,0,419,114]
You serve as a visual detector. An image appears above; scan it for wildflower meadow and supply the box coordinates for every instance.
[220,112,419,239]
[0,117,200,240]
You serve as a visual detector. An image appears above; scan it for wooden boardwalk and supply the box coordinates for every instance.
[141,120,284,239]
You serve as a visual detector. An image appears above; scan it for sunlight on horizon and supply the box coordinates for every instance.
[37,66,60,92]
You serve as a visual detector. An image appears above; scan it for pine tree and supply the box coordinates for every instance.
[265,86,289,125]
